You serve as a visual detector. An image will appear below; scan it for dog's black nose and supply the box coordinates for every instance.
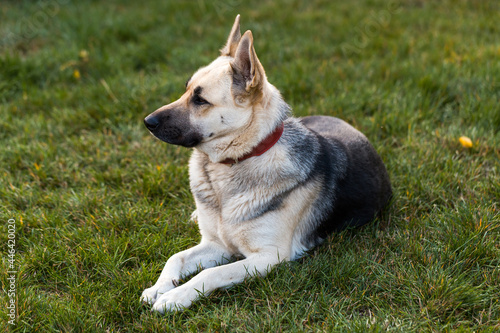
[144,115,159,131]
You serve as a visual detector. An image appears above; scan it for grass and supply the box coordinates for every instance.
[1,0,499,331]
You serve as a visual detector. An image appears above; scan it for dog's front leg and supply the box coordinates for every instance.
[151,250,286,313]
[141,240,231,305]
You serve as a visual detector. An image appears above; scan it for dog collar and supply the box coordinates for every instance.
[220,122,284,165]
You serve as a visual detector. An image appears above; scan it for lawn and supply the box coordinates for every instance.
[1,0,499,331]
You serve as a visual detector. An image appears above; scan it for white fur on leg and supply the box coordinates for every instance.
[151,251,285,313]
[141,240,231,305]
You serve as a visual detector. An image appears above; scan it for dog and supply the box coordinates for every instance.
[141,15,392,313]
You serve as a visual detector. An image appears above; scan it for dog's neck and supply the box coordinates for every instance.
[219,122,284,165]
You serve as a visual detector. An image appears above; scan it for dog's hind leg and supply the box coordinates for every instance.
[141,239,231,305]
[151,250,285,313]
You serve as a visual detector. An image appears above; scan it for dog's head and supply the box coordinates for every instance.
[144,15,287,163]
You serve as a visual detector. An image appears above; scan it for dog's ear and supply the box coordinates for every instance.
[231,30,266,93]
[220,14,241,57]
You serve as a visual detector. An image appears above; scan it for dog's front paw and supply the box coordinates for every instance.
[151,287,199,313]
[141,281,176,305]
[190,209,198,222]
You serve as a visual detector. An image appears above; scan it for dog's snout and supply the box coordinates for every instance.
[144,107,201,147]
[144,115,160,131]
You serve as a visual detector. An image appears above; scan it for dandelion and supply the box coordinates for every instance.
[73,69,81,80]
[459,136,473,148]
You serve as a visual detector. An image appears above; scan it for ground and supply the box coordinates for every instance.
[0,0,499,331]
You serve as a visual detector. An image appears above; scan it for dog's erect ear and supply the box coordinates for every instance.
[231,30,266,93]
[220,14,241,57]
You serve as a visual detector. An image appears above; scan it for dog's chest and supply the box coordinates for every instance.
[190,153,286,220]
[191,161,248,217]
[189,160,246,250]
[189,150,306,255]
[204,163,231,197]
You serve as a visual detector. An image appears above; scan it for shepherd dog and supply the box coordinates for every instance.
[141,15,392,313]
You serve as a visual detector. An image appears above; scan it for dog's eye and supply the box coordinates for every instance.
[193,94,210,106]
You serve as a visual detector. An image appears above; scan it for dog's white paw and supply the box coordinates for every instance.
[190,209,198,222]
[141,282,176,305]
[151,287,199,313]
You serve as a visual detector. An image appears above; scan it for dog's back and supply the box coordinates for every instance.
[300,116,392,238]
[275,115,391,254]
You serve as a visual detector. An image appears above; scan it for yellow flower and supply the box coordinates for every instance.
[79,49,89,62]
[73,69,81,80]
[459,136,473,148]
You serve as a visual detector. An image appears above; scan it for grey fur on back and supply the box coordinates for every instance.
[299,115,392,240]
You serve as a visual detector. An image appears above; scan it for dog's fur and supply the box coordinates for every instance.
[141,15,392,313]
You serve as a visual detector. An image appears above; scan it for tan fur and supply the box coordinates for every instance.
[220,14,241,57]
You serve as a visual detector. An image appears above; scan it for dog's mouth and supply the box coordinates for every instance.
[176,133,202,148]
[150,130,202,148]
[162,126,182,143]
[144,118,202,148]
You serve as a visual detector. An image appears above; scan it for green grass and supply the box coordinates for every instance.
[1,0,499,331]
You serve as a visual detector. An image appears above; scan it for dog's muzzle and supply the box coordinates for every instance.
[144,110,202,148]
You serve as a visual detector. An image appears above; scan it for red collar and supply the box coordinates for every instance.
[220,122,284,165]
